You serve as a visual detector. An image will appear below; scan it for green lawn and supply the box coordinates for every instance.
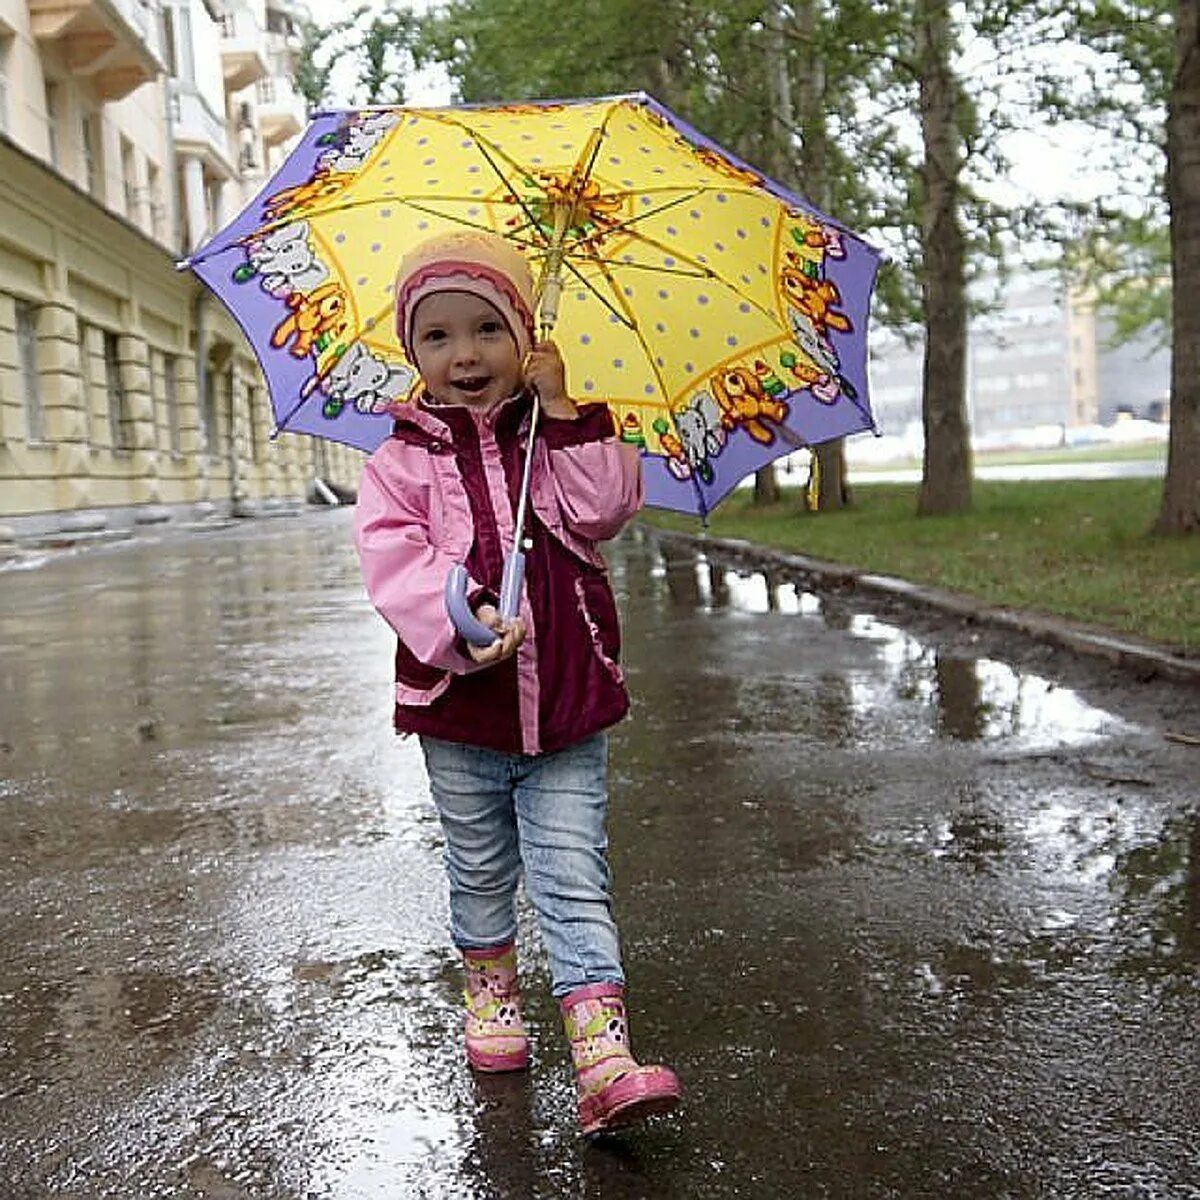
[641,479,1199,653]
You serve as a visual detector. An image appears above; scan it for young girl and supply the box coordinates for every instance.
[353,229,681,1135]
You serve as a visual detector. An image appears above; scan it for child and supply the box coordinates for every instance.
[354,229,681,1135]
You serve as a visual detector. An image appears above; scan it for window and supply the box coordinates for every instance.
[202,364,219,454]
[160,7,178,76]
[81,112,101,197]
[44,81,60,167]
[77,320,93,443]
[15,301,45,443]
[121,137,137,218]
[0,36,11,136]
[266,8,294,36]
[247,384,264,463]
[147,161,164,239]
[103,331,133,450]
[165,6,196,83]
[153,350,181,453]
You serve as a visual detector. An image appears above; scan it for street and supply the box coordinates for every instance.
[1,509,1197,1199]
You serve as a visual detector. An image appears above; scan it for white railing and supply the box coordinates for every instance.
[169,79,234,170]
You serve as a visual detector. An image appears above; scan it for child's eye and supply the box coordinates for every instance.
[420,328,446,343]
[479,320,503,335]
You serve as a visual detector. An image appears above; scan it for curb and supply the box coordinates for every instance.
[646,527,1200,687]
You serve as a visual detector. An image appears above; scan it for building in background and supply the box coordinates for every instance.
[0,0,358,540]
[867,270,1171,452]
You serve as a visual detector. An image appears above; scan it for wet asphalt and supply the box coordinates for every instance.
[1,508,1197,1200]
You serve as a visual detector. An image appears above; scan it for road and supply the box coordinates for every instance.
[1,509,1196,1199]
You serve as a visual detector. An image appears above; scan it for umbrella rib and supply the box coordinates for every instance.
[571,257,713,281]
[582,251,674,407]
[569,189,705,256]
[613,223,784,327]
[557,253,636,330]
[451,132,548,244]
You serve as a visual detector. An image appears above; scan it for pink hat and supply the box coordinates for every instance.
[394,230,536,361]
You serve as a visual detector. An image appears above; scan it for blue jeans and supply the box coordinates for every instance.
[419,733,624,998]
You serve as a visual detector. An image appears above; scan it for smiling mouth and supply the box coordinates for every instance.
[452,376,491,394]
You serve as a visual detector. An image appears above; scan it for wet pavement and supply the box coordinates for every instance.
[1,509,1197,1199]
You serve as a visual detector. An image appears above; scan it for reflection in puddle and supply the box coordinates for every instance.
[643,544,1139,751]
[847,613,1137,748]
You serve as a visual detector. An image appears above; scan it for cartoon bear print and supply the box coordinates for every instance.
[710,365,790,444]
[270,283,350,359]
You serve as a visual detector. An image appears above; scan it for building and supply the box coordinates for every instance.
[867,270,1171,447]
[0,0,360,540]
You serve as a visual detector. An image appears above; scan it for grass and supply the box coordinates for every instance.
[641,478,1199,653]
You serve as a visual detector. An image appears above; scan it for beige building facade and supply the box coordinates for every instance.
[0,0,360,539]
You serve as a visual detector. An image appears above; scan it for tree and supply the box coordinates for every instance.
[1058,0,1198,533]
[915,0,972,515]
[293,15,341,112]
[295,3,420,109]
[1159,0,1200,532]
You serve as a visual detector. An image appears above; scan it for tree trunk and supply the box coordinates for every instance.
[814,439,850,508]
[916,0,971,516]
[746,1,805,509]
[754,468,782,504]
[792,0,851,511]
[1157,0,1200,534]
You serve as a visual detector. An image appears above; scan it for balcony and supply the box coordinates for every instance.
[255,73,306,145]
[220,2,269,92]
[168,78,234,177]
[30,0,165,101]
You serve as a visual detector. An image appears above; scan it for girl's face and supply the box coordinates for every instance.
[410,291,523,410]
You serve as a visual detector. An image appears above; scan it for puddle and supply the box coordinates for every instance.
[641,543,1140,751]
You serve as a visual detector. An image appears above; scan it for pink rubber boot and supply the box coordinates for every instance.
[463,943,529,1073]
[560,983,681,1135]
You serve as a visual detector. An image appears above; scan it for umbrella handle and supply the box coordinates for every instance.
[445,564,498,647]
[444,554,526,648]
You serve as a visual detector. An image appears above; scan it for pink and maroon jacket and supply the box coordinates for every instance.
[354,390,644,756]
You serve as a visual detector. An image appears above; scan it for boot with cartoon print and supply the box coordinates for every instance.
[462,942,529,1073]
[560,983,681,1135]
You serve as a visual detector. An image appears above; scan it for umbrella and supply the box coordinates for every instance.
[183,92,880,522]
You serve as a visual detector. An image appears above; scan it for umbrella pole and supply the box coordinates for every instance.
[498,205,571,621]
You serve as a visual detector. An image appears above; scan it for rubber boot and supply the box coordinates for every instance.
[463,942,529,1073]
[560,983,681,1134]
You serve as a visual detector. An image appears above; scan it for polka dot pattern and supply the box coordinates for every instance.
[257,98,863,469]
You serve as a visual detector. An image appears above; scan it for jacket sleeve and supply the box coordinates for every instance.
[538,403,645,542]
[354,448,487,675]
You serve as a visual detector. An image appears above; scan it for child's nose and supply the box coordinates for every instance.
[452,336,480,363]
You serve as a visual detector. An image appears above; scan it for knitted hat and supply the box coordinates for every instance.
[394,230,536,361]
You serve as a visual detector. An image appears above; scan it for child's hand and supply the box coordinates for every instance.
[524,340,577,419]
[467,604,526,665]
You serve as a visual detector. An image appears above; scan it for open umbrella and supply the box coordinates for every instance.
[184,93,880,641]
[184,93,879,509]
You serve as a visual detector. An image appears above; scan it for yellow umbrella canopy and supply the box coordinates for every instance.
[187,93,879,515]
